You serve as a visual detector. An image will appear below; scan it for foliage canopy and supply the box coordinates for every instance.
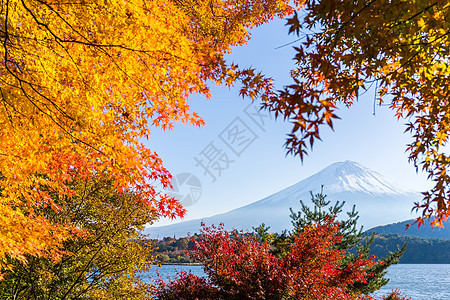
[0,0,291,267]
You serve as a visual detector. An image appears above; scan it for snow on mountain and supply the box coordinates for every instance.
[294,161,413,195]
[145,161,422,238]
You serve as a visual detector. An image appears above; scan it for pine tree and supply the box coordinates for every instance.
[254,187,406,295]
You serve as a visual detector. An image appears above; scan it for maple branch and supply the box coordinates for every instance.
[2,2,109,160]
[274,35,309,49]
[60,200,144,300]
[60,245,104,300]
[2,4,78,128]
[388,1,438,30]
[0,87,17,127]
[23,0,187,57]
[18,79,105,156]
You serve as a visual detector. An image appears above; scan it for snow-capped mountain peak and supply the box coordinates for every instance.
[146,161,421,237]
[296,160,413,196]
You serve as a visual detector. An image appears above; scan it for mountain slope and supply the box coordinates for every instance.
[146,161,422,238]
[367,218,450,240]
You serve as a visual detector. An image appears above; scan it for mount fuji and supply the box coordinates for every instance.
[145,161,422,238]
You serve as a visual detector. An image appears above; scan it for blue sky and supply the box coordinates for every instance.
[146,18,431,227]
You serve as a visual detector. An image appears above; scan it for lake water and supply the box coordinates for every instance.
[145,264,450,299]
[370,264,450,300]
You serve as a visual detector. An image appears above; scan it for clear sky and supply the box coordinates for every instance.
[146,18,432,227]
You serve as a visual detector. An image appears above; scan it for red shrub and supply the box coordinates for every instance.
[153,271,220,300]
[155,221,376,299]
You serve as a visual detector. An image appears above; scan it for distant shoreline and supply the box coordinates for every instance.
[156,262,450,265]
[159,263,202,266]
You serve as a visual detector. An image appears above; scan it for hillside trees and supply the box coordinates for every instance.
[264,0,450,226]
[0,176,158,299]
[367,233,450,264]
[0,0,292,269]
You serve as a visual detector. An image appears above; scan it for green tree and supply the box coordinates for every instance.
[254,188,406,296]
[0,176,156,299]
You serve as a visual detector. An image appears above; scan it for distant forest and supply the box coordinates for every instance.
[150,233,450,264]
[368,233,450,264]
[151,236,197,264]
